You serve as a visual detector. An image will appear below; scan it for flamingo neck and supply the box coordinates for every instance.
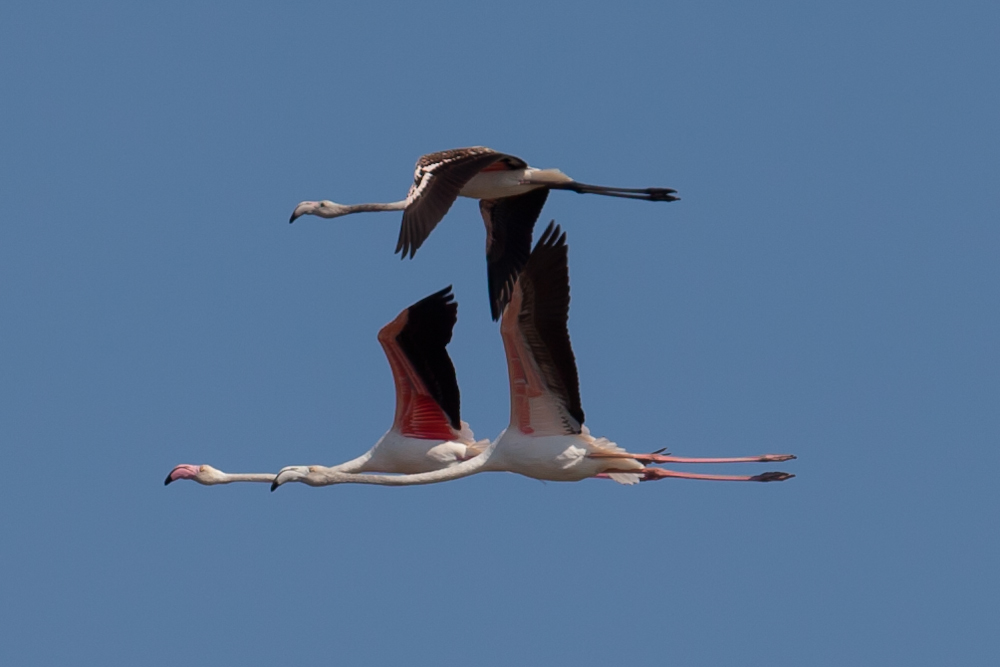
[346,201,408,214]
[327,451,376,473]
[316,442,498,486]
[220,473,276,483]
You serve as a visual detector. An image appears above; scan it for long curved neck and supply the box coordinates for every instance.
[317,450,374,474]
[345,201,408,214]
[220,473,275,484]
[317,443,497,486]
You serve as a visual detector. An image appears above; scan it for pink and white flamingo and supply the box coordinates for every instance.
[165,287,488,487]
[270,223,794,490]
[289,146,679,319]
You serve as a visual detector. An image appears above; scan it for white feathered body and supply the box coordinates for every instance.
[458,168,573,200]
[354,423,487,475]
[487,426,643,484]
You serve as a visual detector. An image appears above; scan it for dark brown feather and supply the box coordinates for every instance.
[482,188,550,321]
[396,148,507,258]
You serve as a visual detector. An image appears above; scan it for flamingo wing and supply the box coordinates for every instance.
[378,286,462,440]
[482,187,550,321]
[396,147,512,258]
[500,222,584,436]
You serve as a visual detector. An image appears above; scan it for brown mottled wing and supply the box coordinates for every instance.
[482,187,550,321]
[378,287,461,440]
[500,223,584,436]
[396,147,508,258]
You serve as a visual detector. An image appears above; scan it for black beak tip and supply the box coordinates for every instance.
[288,214,298,224]
[270,481,279,492]
[164,474,174,486]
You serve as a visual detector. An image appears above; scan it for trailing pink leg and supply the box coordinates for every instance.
[588,452,796,464]
[636,452,795,465]
[598,467,793,482]
[638,467,794,482]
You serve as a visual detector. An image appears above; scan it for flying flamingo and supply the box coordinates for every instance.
[270,223,795,490]
[165,287,488,487]
[289,146,679,319]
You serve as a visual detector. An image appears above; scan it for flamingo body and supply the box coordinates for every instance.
[271,224,796,492]
[487,428,643,484]
[290,146,678,319]
[458,167,571,200]
[355,426,483,475]
[166,287,488,487]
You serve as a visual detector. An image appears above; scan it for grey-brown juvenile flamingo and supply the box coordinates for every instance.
[289,147,679,319]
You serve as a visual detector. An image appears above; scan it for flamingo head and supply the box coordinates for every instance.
[289,200,352,223]
[164,464,224,486]
[270,465,326,491]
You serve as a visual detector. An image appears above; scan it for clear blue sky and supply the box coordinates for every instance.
[2,1,998,664]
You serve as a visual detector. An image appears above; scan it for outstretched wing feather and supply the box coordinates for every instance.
[502,223,584,435]
[379,287,461,440]
[396,148,507,258]
[482,188,550,321]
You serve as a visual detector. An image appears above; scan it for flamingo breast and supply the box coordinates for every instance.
[490,431,633,482]
[365,430,476,474]
[459,169,541,200]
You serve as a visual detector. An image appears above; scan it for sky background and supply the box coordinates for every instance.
[2,1,998,664]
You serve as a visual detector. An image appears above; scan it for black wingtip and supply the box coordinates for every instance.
[396,285,461,429]
[490,283,513,321]
[535,220,564,249]
[483,188,549,322]
[518,219,583,428]
[394,243,418,260]
[410,285,456,312]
